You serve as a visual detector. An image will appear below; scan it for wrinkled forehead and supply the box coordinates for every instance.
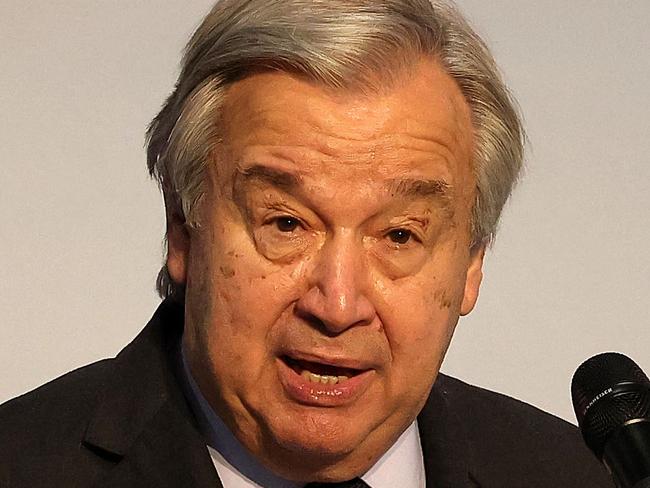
[213,58,475,200]
[223,59,472,142]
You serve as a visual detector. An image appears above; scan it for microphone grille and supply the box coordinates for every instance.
[571,352,650,458]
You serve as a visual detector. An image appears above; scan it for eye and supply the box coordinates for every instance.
[274,216,301,232]
[387,229,412,245]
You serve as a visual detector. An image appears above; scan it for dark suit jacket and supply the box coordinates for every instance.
[0,300,614,487]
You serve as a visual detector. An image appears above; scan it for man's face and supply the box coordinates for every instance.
[168,58,484,481]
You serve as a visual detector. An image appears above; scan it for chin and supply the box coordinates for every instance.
[252,407,392,481]
[277,412,363,452]
[262,441,371,483]
[257,418,362,465]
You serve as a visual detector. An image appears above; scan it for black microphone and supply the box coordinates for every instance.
[572,352,650,488]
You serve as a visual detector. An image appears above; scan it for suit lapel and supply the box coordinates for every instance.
[81,300,221,487]
[95,400,221,488]
[417,374,476,488]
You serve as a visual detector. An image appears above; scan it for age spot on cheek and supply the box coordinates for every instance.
[219,265,236,278]
[433,288,453,309]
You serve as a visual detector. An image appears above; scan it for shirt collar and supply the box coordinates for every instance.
[363,421,425,488]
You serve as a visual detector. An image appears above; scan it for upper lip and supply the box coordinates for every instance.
[280,349,375,371]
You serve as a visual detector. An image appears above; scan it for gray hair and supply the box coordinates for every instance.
[146,0,524,299]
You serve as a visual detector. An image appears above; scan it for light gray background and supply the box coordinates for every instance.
[1,1,649,423]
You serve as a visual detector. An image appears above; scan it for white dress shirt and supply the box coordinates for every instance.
[181,350,425,488]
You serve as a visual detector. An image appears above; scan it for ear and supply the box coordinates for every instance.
[165,194,190,286]
[460,244,486,316]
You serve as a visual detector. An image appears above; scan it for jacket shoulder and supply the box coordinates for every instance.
[0,359,115,486]
[435,374,614,487]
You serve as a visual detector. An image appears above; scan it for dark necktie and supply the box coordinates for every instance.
[305,478,370,488]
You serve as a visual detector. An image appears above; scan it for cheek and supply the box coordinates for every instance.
[186,225,307,367]
[373,255,467,373]
[389,284,457,359]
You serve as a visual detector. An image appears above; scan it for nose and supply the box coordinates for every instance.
[294,230,376,335]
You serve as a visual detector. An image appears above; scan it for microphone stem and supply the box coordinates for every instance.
[604,421,650,488]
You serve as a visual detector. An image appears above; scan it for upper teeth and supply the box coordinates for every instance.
[301,370,349,384]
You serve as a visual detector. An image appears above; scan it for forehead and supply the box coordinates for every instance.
[217,57,474,193]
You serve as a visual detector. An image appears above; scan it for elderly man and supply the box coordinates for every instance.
[0,1,613,487]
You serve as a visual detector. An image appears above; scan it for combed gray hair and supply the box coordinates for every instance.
[146,0,524,299]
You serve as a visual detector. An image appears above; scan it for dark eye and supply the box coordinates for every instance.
[274,216,301,232]
[387,229,412,244]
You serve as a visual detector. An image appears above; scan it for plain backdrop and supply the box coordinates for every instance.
[1,1,649,423]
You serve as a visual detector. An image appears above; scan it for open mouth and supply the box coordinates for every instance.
[281,355,365,385]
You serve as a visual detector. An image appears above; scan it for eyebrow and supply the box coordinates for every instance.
[387,178,452,202]
[234,164,301,194]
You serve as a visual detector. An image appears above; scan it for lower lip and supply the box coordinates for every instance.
[277,358,375,407]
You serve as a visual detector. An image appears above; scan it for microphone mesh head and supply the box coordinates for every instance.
[571,352,650,458]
